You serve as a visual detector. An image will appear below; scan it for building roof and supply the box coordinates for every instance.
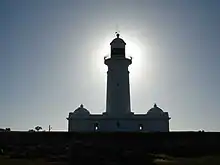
[110,33,126,47]
[73,104,90,116]
[147,104,164,115]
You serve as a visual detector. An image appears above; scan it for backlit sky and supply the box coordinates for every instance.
[1,0,220,131]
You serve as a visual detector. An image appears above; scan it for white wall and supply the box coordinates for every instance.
[68,115,170,132]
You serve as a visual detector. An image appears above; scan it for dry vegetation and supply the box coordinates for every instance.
[153,154,220,165]
[1,154,220,165]
[1,132,220,165]
[0,155,67,165]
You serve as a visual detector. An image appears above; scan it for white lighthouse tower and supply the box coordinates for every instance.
[104,33,132,117]
[67,33,171,132]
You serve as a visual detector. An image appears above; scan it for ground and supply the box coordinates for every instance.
[154,154,220,165]
[0,155,67,165]
[1,132,220,165]
[1,154,220,165]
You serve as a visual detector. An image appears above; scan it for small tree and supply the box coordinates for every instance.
[5,128,11,132]
[35,126,42,132]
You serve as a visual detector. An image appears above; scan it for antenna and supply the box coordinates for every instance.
[115,24,121,37]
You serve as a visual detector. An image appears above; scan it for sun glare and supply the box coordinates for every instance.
[93,34,151,84]
[94,36,111,73]
[126,39,143,74]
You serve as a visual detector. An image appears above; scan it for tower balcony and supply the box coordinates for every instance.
[104,55,132,66]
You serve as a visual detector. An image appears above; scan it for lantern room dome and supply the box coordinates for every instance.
[73,104,90,116]
[110,33,126,48]
[147,104,164,115]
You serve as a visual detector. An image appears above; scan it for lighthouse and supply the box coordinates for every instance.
[104,33,132,117]
[67,33,171,132]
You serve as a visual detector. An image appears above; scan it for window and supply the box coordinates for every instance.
[116,121,120,128]
[139,124,143,131]
[94,123,99,131]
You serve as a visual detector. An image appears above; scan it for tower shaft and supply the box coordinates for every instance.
[104,33,132,117]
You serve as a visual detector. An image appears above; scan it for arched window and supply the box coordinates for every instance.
[94,123,99,131]
[116,121,120,128]
[139,124,143,131]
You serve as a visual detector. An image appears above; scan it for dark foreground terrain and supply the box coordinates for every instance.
[0,132,220,165]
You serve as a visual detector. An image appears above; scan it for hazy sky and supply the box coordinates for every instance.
[1,0,220,131]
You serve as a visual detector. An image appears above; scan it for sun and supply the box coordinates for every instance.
[93,34,151,84]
